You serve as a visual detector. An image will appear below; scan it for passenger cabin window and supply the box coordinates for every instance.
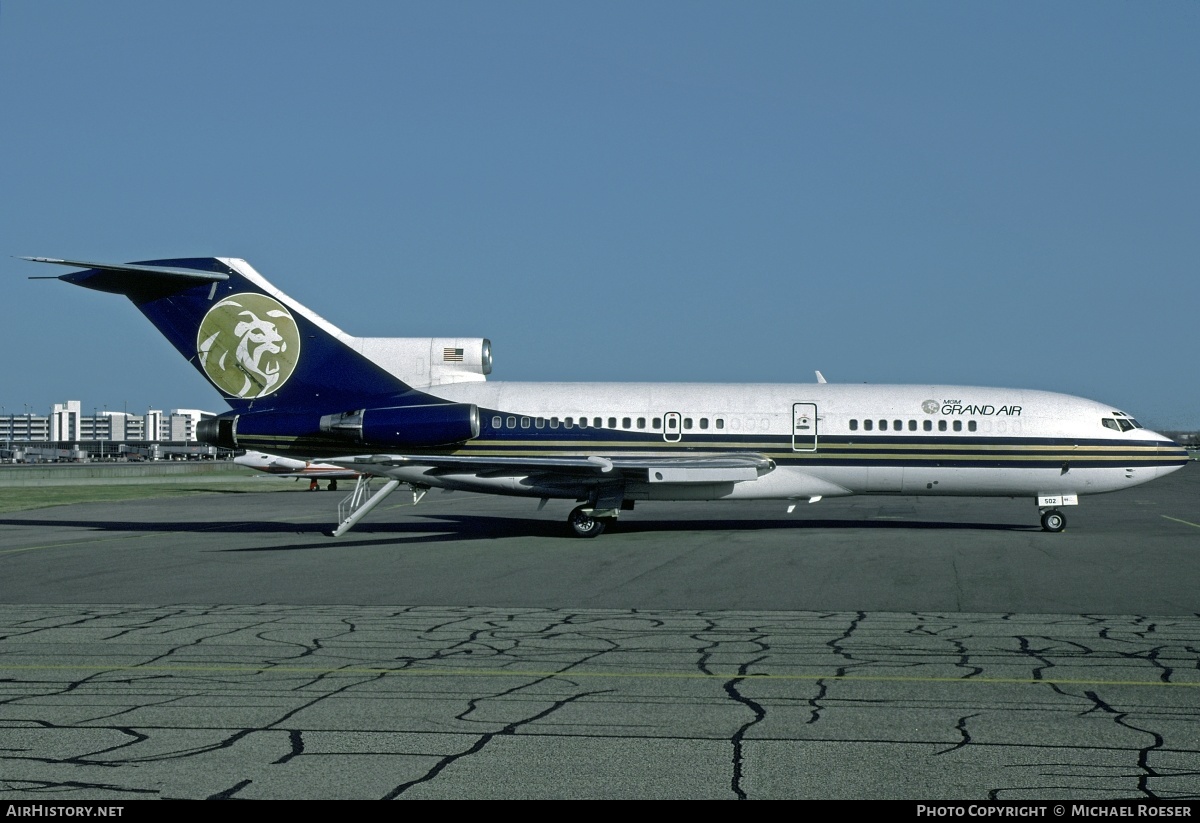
[938,420,947,431]
[923,420,932,431]
[492,416,502,428]
[716,418,725,429]
[608,417,617,428]
[652,417,662,429]
[878,420,887,431]
[521,417,530,429]
[908,420,917,431]
[683,418,693,429]
[850,419,859,431]
[700,418,709,430]
[535,417,545,429]
[637,417,646,429]
[953,420,962,432]
[550,417,559,429]
[622,417,631,429]
[968,421,977,432]
[864,420,873,431]
[593,417,602,428]
[507,416,516,428]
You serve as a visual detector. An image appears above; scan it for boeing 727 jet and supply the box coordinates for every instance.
[26,256,1188,537]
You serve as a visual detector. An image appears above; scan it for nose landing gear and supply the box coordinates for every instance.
[1040,509,1066,532]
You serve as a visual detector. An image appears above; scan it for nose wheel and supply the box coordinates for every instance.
[1040,509,1066,532]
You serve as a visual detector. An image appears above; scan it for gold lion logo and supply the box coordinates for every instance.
[196,293,301,398]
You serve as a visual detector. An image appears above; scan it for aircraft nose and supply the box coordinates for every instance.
[1144,430,1191,474]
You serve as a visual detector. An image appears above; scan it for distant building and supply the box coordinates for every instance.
[51,400,81,441]
[169,409,210,442]
[1,400,220,461]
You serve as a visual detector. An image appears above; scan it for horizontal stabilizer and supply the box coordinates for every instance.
[23,256,230,295]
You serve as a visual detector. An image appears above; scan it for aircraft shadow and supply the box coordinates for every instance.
[0,514,1038,554]
[0,517,332,535]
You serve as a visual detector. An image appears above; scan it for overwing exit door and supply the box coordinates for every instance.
[663,411,681,442]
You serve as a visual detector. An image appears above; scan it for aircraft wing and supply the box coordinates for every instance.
[332,451,775,483]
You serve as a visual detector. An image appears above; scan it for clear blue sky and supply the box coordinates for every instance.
[3,2,1197,428]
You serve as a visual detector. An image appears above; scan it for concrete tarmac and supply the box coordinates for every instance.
[1,468,1198,799]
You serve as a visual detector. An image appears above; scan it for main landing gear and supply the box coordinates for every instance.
[566,485,628,538]
[568,505,613,538]
[1040,509,1066,532]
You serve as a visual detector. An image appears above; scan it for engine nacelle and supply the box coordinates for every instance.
[197,410,324,450]
[198,403,480,451]
[351,337,493,387]
[321,403,480,448]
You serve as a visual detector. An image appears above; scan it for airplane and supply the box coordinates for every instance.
[234,449,359,491]
[25,255,1189,538]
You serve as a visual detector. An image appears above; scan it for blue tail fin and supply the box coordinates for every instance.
[27,256,416,413]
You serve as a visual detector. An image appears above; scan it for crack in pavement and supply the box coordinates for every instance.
[2,606,1198,799]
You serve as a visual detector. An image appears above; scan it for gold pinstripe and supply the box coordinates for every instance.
[236,434,1184,464]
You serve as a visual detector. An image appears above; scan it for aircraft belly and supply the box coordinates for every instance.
[719,467,852,500]
[898,466,1141,496]
[630,482,738,501]
[866,466,905,493]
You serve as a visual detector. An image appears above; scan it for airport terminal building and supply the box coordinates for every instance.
[0,400,223,462]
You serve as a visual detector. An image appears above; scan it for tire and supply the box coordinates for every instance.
[568,506,606,538]
[1041,510,1066,532]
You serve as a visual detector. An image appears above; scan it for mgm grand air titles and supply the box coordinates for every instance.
[924,399,1023,416]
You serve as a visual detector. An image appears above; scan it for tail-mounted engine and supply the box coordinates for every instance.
[352,338,492,387]
[319,404,480,448]
[198,403,480,451]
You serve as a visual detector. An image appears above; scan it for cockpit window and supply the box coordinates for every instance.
[1102,418,1120,431]
[1109,412,1143,431]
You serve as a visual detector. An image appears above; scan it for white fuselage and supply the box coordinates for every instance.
[370,381,1186,503]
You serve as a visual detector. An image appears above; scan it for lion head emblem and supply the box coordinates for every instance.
[921,399,940,414]
[196,293,301,398]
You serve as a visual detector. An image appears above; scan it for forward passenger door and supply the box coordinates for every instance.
[792,403,817,451]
